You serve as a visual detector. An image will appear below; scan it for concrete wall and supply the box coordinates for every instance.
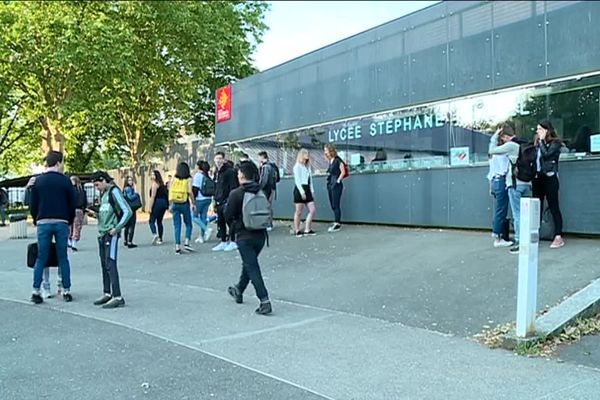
[272,157,600,235]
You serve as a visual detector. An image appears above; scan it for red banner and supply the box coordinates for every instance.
[216,85,232,123]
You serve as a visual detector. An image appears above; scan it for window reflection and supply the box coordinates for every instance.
[229,72,600,175]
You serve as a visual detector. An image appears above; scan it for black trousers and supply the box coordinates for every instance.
[327,182,343,224]
[124,212,136,243]
[236,235,268,301]
[98,234,122,297]
[216,203,235,242]
[533,174,563,236]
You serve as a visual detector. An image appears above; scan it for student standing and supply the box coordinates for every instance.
[192,160,214,243]
[533,119,565,249]
[212,151,239,252]
[487,131,513,248]
[225,161,272,315]
[324,144,346,233]
[29,151,76,304]
[148,170,169,245]
[257,151,277,230]
[69,176,87,251]
[123,176,139,248]
[89,171,133,308]
[169,162,196,254]
[293,148,316,237]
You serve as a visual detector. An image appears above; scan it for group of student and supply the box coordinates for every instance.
[488,119,565,253]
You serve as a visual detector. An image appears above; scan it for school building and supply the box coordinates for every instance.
[215,1,600,234]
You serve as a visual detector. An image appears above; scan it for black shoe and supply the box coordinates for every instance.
[63,292,73,302]
[93,294,112,306]
[31,293,43,304]
[128,243,138,249]
[228,286,243,304]
[304,230,316,236]
[295,231,304,238]
[71,246,78,252]
[255,301,272,315]
[183,243,194,252]
[124,241,129,247]
[102,297,125,309]
[509,244,520,254]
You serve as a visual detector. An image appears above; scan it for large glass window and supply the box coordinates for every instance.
[229,72,600,176]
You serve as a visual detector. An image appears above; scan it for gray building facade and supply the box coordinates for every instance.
[215,1,600,234]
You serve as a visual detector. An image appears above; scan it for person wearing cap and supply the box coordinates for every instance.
[88,171,133,308]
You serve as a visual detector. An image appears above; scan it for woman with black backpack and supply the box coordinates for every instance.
[123,176,141,248]
[533,120,565,249]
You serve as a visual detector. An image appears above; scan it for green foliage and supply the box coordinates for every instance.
[0,1,269,175]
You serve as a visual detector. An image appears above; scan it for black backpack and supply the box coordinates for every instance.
[268,161,280,184]
[513,142,537,183]
[200,175,216,197]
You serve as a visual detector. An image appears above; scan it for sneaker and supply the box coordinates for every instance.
[203,228,213,242]
[224,242,238,252]
[295,231,304,238]
[128,243,138,249]
[41,288,52,299]
[124,241,129,247]
[175,247,182,255]
[63,292,73,302]
[493,239,513,248]
[255,301,272,315]
[212,242,227,251]
[102,297,125,309]
[31,293,43,304]
[93,294,112,306]
[184,243,194,252]
[67,240,73,248]
[266,226,273,232]
[194,235,204,244]
[550,238,565,249]
[509,244,520,254]
[327,223,341,232]
[228,286,243,304]
[151,235,160,246]
[71,246,78,252]
[156,238,163,245]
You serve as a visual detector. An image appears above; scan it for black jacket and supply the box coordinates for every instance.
[224,181,266,242]
[538,139,562,175]
[214,162,239,205]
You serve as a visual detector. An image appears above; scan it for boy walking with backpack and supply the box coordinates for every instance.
[225,161,272,315]
[489,124,534,254]
[89,171,133,308]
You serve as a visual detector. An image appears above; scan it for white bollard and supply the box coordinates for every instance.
[516,197,540,338]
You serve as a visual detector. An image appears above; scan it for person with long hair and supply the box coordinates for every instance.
[292,148,316,237]
[68,176,87,251]
[148,170,169,245]
[533,119,565,248]
[169,162,196,254]
[122,176,138,248]
[324,144,347,232]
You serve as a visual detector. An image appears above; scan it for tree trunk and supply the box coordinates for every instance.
[39,116,65,154]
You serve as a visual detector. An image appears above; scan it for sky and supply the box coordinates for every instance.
[253,1,440,71]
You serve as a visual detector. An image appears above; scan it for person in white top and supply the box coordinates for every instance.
[292,148,316,237]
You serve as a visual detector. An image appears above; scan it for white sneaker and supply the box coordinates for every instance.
[212,242,227,252]
[203,228,213,242]
[266,226,273,232]
[494,239,513,248]
[224,242,238,252]
[194,235,204,244]
[328,223,341,233]
[152,235,159,246]
[41,288,52,299]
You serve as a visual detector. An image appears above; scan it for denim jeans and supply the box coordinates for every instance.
[172,202,192,245]
[33,223,71,291]
[327,182,343,224]
[508,184,531,242]
[42,268,62,292]
[149,198,168,240]
[236,235,269,301]
[492,176,510,236]
[192,199,211,236]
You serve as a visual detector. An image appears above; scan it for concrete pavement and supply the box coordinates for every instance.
[1,220,600,399]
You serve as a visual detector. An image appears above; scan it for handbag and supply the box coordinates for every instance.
[27,242,59,268]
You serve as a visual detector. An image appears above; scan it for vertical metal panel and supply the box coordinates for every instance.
[546,1,600,78]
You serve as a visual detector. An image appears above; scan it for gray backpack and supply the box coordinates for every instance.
[242,190,271,230]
